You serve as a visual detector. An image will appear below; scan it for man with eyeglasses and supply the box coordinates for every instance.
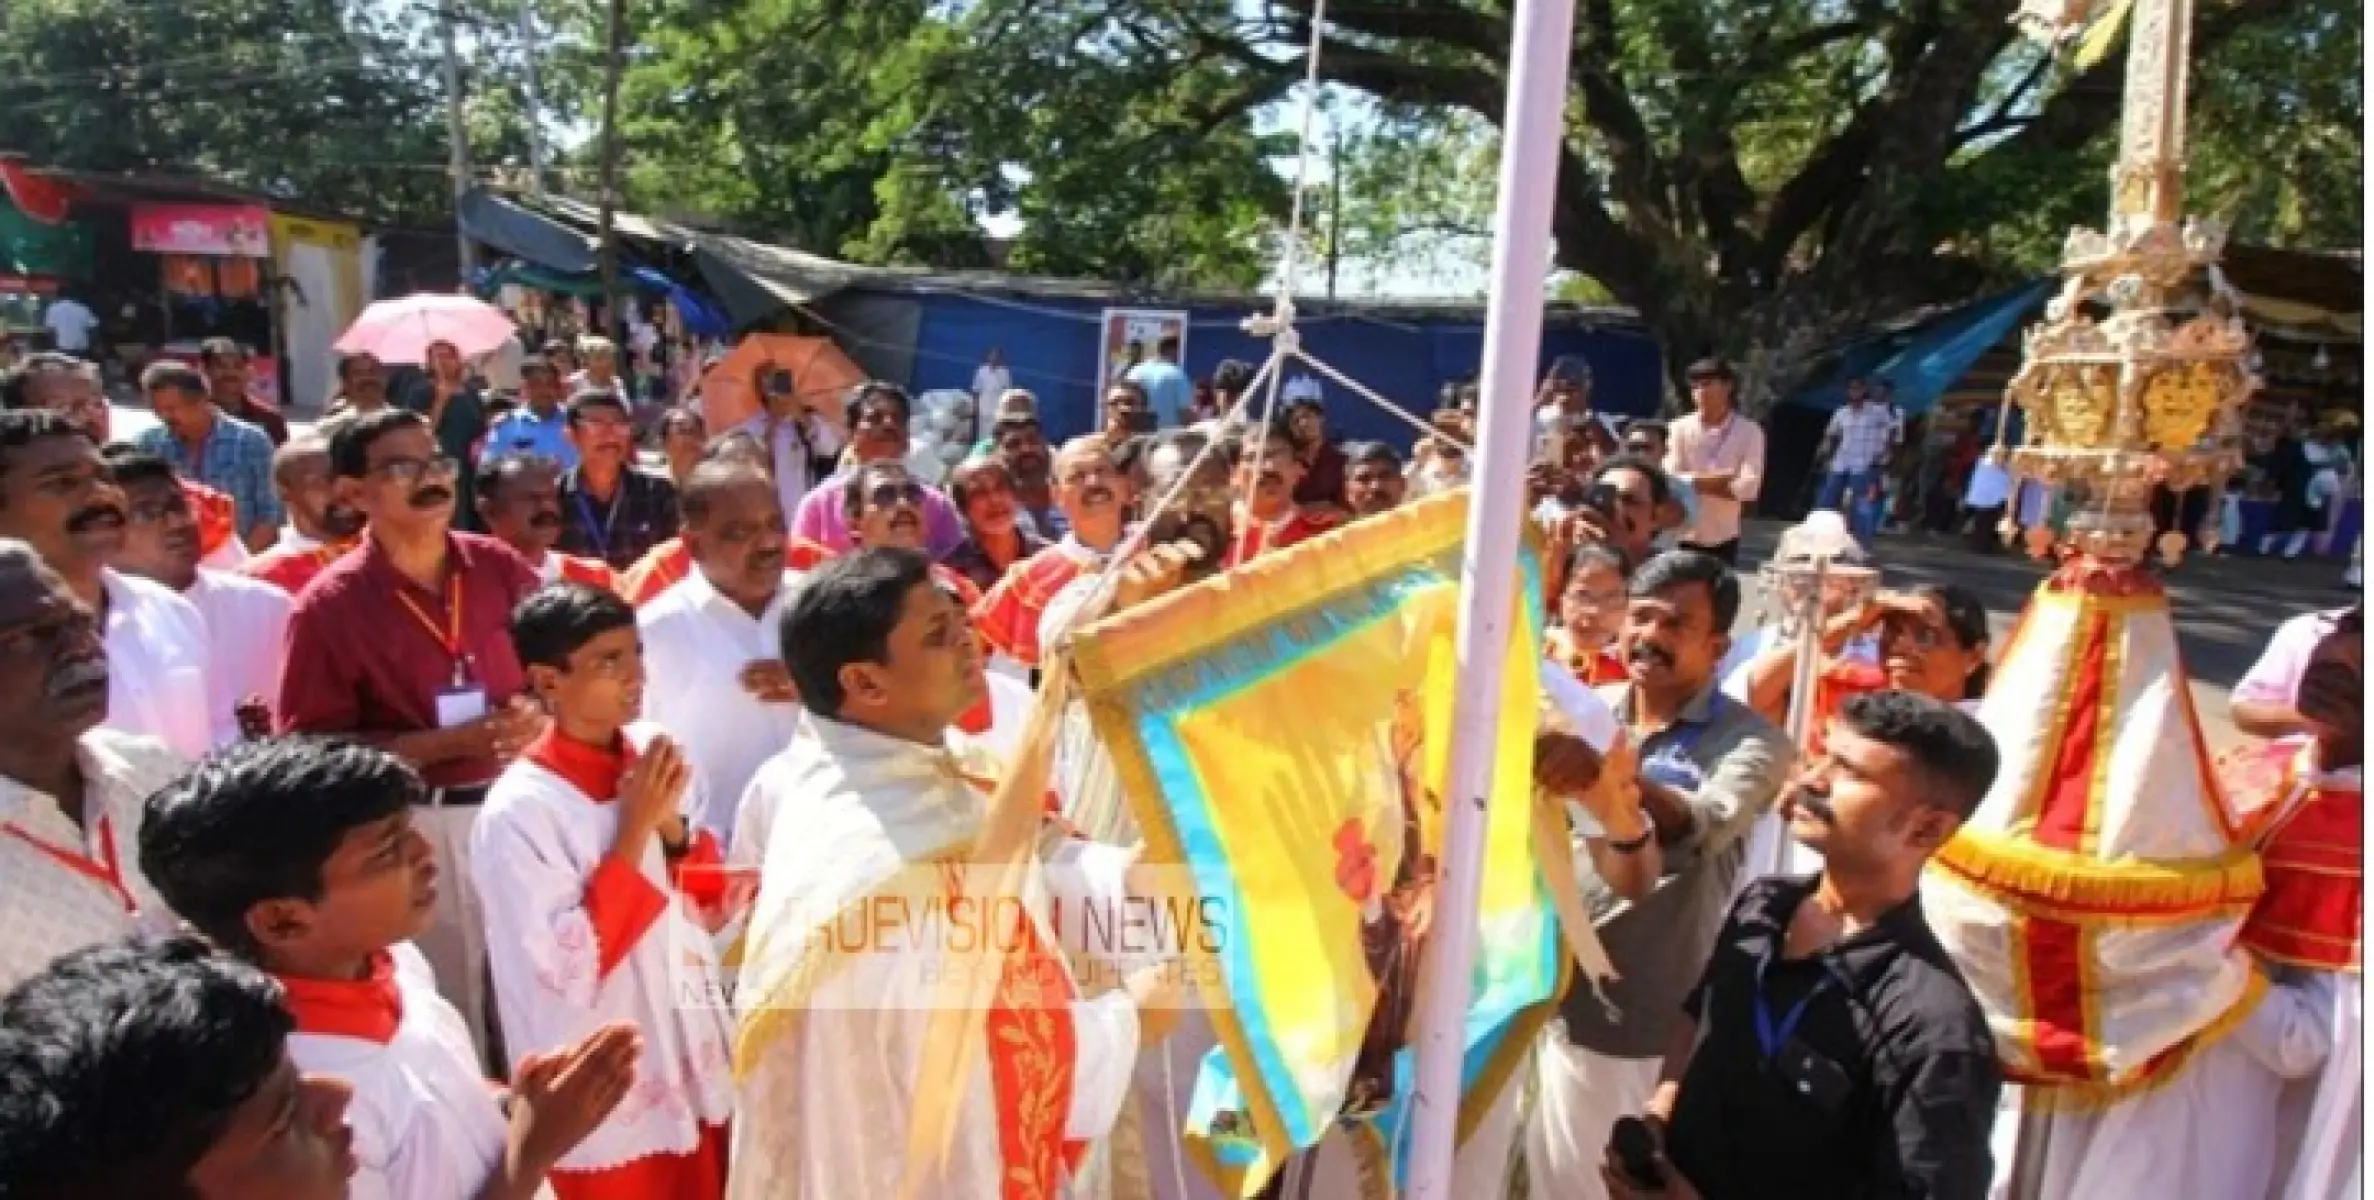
[788,382,964,558]
[99,446,289,743]
[276,407,548,1065]
[0,537,189,992]
[555,388,679,572]
[481,354,579,471]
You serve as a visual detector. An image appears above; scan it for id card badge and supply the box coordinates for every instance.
[435,686,488,728]
[434,656,485,728]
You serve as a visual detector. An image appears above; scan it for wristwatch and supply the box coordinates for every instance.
[1606,812,1656,854]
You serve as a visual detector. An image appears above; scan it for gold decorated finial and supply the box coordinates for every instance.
[1995,0,2253,569]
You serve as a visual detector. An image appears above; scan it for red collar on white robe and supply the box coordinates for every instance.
[278,951,403,1044]
[524,727,635,800]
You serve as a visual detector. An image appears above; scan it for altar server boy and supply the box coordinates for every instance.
[473,581,739,1199]
[138,735,642,1200]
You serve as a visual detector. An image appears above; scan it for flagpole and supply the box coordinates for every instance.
[1404,0,1578,1194]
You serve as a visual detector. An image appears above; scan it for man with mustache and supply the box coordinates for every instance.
[993,413,1067,539]
[943,454,1048,593]
[788,383,965,557]
[641,458,807,846]
[243,437,366,595]
[1526,549,1791,1200]
[198,336,291,447]
[973,435,1135,668]
[0,410,219,757]
[320,351,394,430]
[617,433,774,607]
[3,354,249,573]
[1100,379,1157,449]
[100,447,290,741]
[555,389,678,572]
[276,406,548,1064]
[1228,424,1340,565]
[134,361,282,553]
[476,454,615,590]
[0,538,188,991]
[1342,441,1408,519]
[1602,690,1999,1200]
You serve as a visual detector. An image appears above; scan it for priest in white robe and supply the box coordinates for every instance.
[731,548,1177,1199]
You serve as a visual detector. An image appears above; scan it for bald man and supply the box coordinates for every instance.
[243,438,364,595]
[637,459,804,844]
[972,435,1136,667]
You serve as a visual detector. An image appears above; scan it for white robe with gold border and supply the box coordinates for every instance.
[729,711,1144,1199]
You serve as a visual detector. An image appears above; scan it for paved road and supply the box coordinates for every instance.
[1732,518,2357,753]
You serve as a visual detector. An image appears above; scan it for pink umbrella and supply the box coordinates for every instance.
[334,293,518,365]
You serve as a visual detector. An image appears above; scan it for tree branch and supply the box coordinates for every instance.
[1952,44,2056,147]
[1965,0,2298,166]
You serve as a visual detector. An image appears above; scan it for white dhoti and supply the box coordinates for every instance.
[2000,978,2333,1200]
[1521,1026,1663,1200]
[2269,970,2359,1200]
[410,797,495,1069]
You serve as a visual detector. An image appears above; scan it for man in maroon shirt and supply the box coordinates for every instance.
[199,337,291,447]
[274,406,545,1064]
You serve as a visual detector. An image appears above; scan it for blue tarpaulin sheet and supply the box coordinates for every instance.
[1796,282,2050,415]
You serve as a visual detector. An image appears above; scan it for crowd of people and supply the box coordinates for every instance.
[0,331,2356,1200]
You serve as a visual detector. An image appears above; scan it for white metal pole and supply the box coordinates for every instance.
[1403,0,1578,1193]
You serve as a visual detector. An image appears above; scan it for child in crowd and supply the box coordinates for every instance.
[0,936,357,1200]
[1550,542,1632,686]
[137,735,641,1200]
[474,582,737,1199]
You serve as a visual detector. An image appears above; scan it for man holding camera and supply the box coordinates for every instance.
[1599,691,2001,1200]
[736,362,845,524]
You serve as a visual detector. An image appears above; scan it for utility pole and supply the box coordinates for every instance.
[441,3,474,276]
[1324,130,1343,300]
[518,0,548,195]
[596,0,628,340]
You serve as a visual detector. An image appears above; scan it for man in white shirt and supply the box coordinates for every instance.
[41,294,98,355]
[1663,357,1765,566]
[99,446,290,740]
[971,346,1013,440]
[0,538,187,992]
[732,362,845,525]
[2230,606,2356,740]
[1817,379,1898,545]
[0,411,218,757]
[641,459,805,849]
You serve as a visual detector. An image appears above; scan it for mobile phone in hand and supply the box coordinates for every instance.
[1611,1115,1665,1189]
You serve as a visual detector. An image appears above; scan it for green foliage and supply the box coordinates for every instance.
[611,0,1291,290]
[0,0,454,222]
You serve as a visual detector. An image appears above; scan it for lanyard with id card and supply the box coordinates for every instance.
[397,573,487,728]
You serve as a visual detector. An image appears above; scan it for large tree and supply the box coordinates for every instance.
[1183,0,2351,385]
[0,0,467,224]
[611,0,1294,290]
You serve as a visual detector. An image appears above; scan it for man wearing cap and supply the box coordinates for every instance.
[1664,358,1765,566]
